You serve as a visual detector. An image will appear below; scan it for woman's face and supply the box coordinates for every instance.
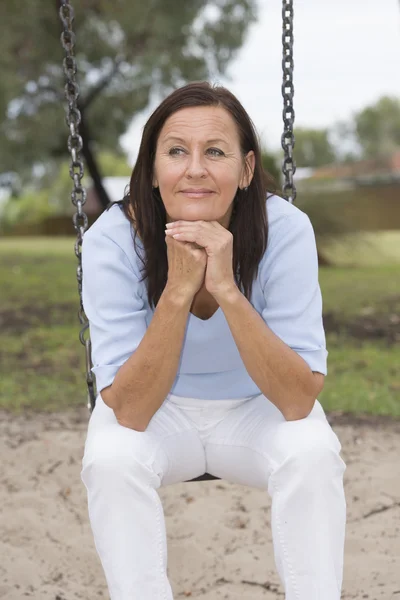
[153,106,255,227]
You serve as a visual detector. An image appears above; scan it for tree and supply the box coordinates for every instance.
[292,127,337,168]
[261,148,281,186]
[0,0,257,209]
[329,96,400,162]
[353,96,400,160]
[97,151,132,178]
[0,149,132,231]
[43,150,132,214]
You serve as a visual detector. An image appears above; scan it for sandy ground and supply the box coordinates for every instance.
[0,406,399,600]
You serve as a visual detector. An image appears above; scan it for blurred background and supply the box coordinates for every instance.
[0,0,399,418]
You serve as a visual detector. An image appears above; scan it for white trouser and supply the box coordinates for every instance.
[81,392,347,600]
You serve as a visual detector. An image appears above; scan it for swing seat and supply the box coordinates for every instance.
[186,473,220,482]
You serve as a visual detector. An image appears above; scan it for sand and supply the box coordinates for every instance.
[0,407,399,600]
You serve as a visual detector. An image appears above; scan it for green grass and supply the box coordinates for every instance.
[0,236,75,255]
[319,335,400,416]
[319,264,400,318]
[0,236,399,417]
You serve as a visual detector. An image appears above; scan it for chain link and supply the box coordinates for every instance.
[59,0,96,411]
[281,0,296,204]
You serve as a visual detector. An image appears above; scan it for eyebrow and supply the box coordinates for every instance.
[162,136,229,146]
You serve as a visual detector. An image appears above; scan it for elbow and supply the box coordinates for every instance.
[312,371,325,397]
[128,422,148,432]
[283,403,313,422]
[99,385,116,409]
[101,386,150,432]
[283,379,324,422]
[283,372,325,421]
[113,411,150,432]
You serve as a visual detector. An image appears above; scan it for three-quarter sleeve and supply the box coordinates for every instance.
[260,211,328,375]
[81,229,148,392]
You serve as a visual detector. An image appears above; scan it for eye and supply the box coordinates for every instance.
[168,147,185,156]
[207,147,225,157]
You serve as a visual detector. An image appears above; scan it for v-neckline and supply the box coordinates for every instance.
[189,306,222,323]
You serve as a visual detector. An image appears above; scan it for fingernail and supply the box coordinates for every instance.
[165,223,174,229]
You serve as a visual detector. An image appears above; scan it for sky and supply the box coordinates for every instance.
[121,0,400,163]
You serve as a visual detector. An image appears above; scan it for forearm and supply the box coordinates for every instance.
[215,285,321,420]
[107,286,192,431]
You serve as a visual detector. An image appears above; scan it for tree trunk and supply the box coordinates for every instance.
[79,106,110,211]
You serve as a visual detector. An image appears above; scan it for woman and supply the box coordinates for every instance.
[81,81,347,600]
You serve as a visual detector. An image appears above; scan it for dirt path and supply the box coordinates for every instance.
[0,407,399,600]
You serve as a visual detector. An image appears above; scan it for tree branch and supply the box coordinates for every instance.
[81,57,124,110]
[80,26,154,111]
[24,83,64,103]
[79,104,111,210]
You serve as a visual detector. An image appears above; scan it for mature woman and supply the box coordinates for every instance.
[81,81,347,600]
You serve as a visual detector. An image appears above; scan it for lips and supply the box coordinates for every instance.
[180,189,214,193]
[180,189,216,198]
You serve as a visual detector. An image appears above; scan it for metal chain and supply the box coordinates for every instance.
[281,0,296,204]
[59,0,96,411]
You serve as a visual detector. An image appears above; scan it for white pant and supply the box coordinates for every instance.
[81,392,347,600]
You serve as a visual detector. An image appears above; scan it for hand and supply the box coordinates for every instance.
[165,220,236,298]
[165,233,207,300]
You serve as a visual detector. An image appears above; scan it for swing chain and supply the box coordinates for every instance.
[281,0,296,204]
[59,0,96,411]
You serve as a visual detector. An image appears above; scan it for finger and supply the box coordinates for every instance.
[165,222,207,236]
[172,220,221,233]
[165,234,203,251]
[167,230,205,245]
[166,220,204,229]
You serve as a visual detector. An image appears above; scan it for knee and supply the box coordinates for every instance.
[293,437,346,480]
[81,426,161,486]
[272,420,346,478]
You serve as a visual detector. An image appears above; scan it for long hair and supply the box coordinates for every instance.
[113,81,278,309]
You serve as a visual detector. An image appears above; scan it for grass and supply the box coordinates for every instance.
[319,264,400,318]
[0,236,75,256]
[320,335,399,416]
[0,236,399,417]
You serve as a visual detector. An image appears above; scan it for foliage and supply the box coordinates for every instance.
[0,150,132,224]
[260,148,281,185]
[0,189,56,233]
[292,127,337,168]
[98,151,132,177]
[0,0,257,181]
[328,96,400,165]
[42,150,132,213]
[290,96,400,167]
[354,96,400,159]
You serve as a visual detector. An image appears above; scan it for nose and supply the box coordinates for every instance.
[186,150,207,179]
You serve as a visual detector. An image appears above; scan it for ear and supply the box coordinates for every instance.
[240,151,255,189]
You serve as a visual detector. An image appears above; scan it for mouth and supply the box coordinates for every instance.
[180,189,216,198]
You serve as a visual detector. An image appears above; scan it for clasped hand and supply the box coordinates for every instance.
[165,220,236,298]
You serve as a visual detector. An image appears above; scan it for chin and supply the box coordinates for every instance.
[173,209,218,221]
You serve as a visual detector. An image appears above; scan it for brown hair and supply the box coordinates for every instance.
[113,81,278,309]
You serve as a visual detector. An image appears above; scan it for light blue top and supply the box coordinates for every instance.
[82,194,328,400]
